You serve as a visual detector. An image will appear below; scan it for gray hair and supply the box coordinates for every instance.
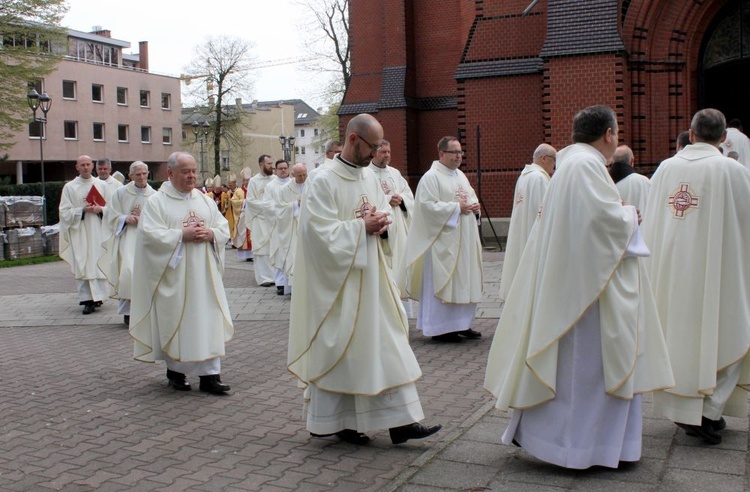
[129,161,149,174]
[691,109,726,144]
[167,152,192,170]
[325,140,342,153]
[572,105,617,144]
[611,145,634,166]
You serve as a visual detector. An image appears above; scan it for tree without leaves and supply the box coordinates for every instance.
[296,0,350,98]
[0,0,68,149]
[183,35,255,176]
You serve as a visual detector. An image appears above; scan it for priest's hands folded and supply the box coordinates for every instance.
[460,198,480,215]
[363,210,391,236]
[183,223,215,244]
[389,194,403,207]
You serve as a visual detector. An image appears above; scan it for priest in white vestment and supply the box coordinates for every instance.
[243,155,276,286]
[100,161,155,326]
[484,105,674,470]
[721,119,750,169]
[265,159,293,295]
[307,139,342,185]
[288,114,441,446]
[400,136,483,343]
[368,140,415,272]
[59,155,110,315]
[498,143,555,303]
[274,164,307,289]
[610,145,651,213]
[642,109,750,445]
[129,152,233,395]
[95,158,124,298]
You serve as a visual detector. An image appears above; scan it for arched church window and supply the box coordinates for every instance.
[704,1,750,69]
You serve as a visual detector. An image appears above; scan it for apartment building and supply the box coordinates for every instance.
[1,27,181,183]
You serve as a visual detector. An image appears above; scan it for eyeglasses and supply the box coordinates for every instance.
[441,150,465,157]
[543,154,556,161]
[356,134,382,152]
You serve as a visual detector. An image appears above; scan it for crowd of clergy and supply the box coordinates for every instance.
[55,105,750,467]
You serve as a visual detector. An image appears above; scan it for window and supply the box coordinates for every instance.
[118,124,129,142]
[28,79,42,94]
[64,121,78,140]
[301,146,306,155]
[28,121,44,139]
[140,90,150,107]
[161,93,171,110]
[141,126,151,143]
[62,80,76,99]
[162,127,172,145]
[300,129,305,137]
[117,87,127,105]
[314,128,319,136]
[93,122,105,141]
[92,84,103,103]
[314,146,319,154]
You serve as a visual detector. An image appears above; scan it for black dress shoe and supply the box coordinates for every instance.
[676,417,722,444]
[457,329,482,339]
[199,374,230,394]
[335,429,371,445]
[685,416,726,435]
[276,286,285,295]
[260,282,274,287]
[124,315,130,326]
[94,301,103,307]
[82,302,95,315]
[432,333,463,343]
[166,369,191,391]
[389,422,442,444]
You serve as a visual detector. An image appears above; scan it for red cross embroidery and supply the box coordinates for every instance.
[183,211,206,227]
[353,195,374,219]
[668,183,699,218]
[380,180,393,195]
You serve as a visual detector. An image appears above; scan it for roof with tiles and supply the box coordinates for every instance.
[540,0,625,58]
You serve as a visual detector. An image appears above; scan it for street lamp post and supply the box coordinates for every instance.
[27,89,52,226]
[278,134,296,163]
[192,121,210,177]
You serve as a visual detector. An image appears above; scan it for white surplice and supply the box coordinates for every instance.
[129,181,233,368]
[615,172,651,213]
[288,156,424,433]
[485,143,674,469]
[642,142,750,425]
[59,176,110,303]
[243,173,275,285]
[401,161,483,336]
[499,163,550,302]
[722,127,750,169]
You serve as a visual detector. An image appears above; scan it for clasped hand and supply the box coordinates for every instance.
[460,198,480,215]
[182,223,214,243]
[363,210,391,236]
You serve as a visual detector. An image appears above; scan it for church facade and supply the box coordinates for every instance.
[340,0,748,216]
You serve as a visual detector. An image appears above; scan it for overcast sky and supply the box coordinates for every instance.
[62,0,331,110]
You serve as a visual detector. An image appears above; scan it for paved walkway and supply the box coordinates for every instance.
[0,252,747,491]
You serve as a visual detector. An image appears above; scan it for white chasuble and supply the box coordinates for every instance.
[615,172,651,213]
[401,161,483,304]
[288,157,422,396]
[275,181,304,278]
[59,176,109,282]
[265,176,292,270]
[369,164,414,275]
[100,182,156,300]
[499,163,550,302]
[642,142,750,424]
[129,181,233,363]
[243,174,274,255]
[484,143,674,412]
[722,127,750,168]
